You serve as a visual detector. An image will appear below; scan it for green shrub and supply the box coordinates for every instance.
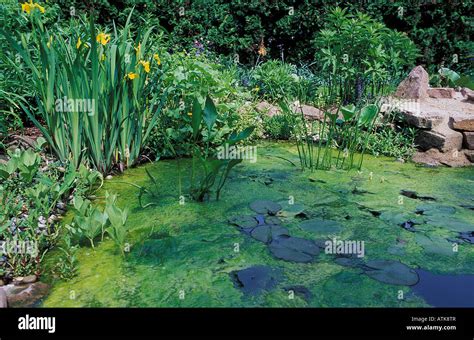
[263,114,295,140]
[314,7,419,103]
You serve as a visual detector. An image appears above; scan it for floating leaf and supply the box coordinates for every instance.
[250,224,289,244]
[269,236,320,263]
[228,215,258,229]
[363,260,419,286]
[249,200,282,215]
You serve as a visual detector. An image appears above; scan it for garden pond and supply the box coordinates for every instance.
[42,142,474,307]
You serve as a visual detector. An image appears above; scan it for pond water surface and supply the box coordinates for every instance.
[42,142,474,307]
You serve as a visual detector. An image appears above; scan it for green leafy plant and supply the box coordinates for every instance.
[314,7,418,104]
[104,192,129,256]
[189,96,254,201]
[2,8,167,173]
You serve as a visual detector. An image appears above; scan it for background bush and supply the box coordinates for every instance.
[52,0,473,74]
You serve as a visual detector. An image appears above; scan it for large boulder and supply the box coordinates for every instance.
[255,101,281,117]
[394,66,429,99]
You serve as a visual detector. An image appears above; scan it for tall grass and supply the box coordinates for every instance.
[2,8,166,173]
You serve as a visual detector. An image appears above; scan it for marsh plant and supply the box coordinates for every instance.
[280,99,379,171]
[69,191,129,255]
[2,8,167,173]
[189,96,254,201]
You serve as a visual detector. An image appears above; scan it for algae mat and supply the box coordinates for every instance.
[42,142,474,307]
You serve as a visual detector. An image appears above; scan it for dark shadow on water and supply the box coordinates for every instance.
[412,269,474,307]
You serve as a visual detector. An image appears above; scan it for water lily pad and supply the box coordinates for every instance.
[228,215,258,229]
[426,216,474,232]
[269,236,320,263]
[276,200,306,218]
[334,256,364,268]
[363,260,419,286]
[249,200,282,215]
[283,285,312,302]
[458,231,474,244]
[380,211,424,226]
[264,216,281,225]
[250,225,289,244]
[299,218,343,234]
[415,204,456,216]
[231,265,282,296]
[400,190,436,201]
[415,234,455,256]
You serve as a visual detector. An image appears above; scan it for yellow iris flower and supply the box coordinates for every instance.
[134,43,141,55]
[21,1,45,14]
[126,72,139,80]
[96,32,110,46]
[76,37,82,49]
[139,60,150,73]
[153,53,161,65]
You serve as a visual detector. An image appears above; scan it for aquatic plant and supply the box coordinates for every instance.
[104,192,129,256]
[188,96,254,201]
[2,9,167,173]
[280,100,379,171]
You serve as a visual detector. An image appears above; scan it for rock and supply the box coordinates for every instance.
[249,200,282,215]
[250,224,289,244]
[269,236,320,263]
[231,266,282,296]
[427,88,455,99]
[465,150,474,163]
[394,66,429,99]
[3,282,49,307]
[255,101,281,117]
[452,118,474,131]
[415,125,463,152]
[0,288,7,308]
[463,132,474,149]
[412,148,472,167]
[299,104,325,121]
[461,88,474,102]
[106,175,113,180]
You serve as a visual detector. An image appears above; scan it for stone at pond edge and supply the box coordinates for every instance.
[249,200,282,215]
[2,282,49,307]
[228,215,258,229]
[269,236,320,263]
[394,66,429,99]
[362,260,419,286]
[299,218,343,234]
[0,288,7,308]
[250,224,289,244]
[231,265,282,296]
